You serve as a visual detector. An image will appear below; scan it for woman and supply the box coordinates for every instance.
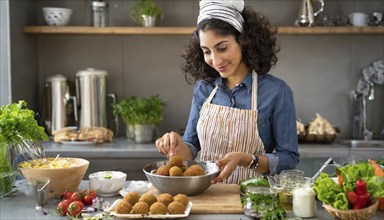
[156,0,299,184]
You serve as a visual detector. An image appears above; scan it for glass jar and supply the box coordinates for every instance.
[91,1,108,27]
[243,186,278,219]
[293,178,316,218]
[274,170,304,212]
[0,144,18,197]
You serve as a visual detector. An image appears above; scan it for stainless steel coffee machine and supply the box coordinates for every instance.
[44,74,77,135]
[75,68,116,129]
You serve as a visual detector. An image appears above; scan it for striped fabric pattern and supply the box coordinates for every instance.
[197,71,265,184]
[197,1,244,33]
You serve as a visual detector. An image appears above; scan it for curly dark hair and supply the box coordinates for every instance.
[182,6,279,84]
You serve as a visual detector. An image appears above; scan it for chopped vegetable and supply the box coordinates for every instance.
[103,171,113,179]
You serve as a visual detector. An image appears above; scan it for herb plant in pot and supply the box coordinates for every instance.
[129,0,162,27]
[0,101,49,197]
[113,95,165,143]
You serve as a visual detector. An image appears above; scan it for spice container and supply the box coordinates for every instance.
[91,0,108,27]
[293,178,316,218]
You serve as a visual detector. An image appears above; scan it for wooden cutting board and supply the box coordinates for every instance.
[149,184,243,214]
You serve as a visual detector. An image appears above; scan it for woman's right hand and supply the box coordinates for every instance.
[155,131,183,157]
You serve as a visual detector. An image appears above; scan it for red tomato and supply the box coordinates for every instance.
[56,199,72,216]
[67,201,84,217]
[84,189,97,197]
[83,193,97,205]
[70,191,84,202]
[60,191,73,200]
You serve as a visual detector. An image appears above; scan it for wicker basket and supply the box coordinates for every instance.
[323,200,379,220]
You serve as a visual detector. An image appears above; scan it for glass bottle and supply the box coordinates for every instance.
[91,1,109,27]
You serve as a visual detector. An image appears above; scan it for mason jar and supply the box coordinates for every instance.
[293,178,316,218]
[275,170,304,212]
[243,186,277,219]
[91,1,108,27]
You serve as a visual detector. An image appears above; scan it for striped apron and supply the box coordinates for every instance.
[196,71,265,184]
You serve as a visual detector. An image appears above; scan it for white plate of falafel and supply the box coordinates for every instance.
[109,191,192,218]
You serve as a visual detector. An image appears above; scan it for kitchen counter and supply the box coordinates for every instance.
[1,181,383,220]
[42,138,366,159]
[41,138,383,180]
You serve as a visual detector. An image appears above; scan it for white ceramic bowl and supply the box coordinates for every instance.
[89,171,127,197]
[42,7,72,26]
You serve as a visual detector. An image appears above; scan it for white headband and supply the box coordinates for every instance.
[197,0,245,33]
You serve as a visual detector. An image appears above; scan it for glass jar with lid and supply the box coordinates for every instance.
[293,177,316,218]
[243,186,278,218]
[273,169,304,212]
[91,0,109,27]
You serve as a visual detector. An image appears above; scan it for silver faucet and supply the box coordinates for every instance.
[362,95,373,140]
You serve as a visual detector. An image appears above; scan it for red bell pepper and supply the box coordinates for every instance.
[355,179,367,195]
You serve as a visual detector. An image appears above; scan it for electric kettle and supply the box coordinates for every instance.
[44,74,77,135]
[297,0,325,27]
[75,68,117,130]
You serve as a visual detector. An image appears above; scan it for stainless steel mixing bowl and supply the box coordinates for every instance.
[143,160,220,196]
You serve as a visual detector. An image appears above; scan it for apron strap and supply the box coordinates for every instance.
[206,85,219,103]
[252,70,258,110]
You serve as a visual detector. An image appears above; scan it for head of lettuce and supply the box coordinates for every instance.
[0,100,48,197]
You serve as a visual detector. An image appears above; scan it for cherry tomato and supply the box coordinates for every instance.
[70,191,84,202]
[83,190,97,205]
[67,201,84,217]
[60,191,73,200]
[56,199,72,216]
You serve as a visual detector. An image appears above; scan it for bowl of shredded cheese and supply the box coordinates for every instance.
[18,157,89,198]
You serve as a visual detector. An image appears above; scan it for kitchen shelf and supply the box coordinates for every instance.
[23,26,384,35]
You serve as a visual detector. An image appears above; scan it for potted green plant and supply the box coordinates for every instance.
[0,101,48,197]
[113,95,165,143]
[129,0,162,27]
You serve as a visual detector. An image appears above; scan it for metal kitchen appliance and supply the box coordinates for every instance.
[297,0,325,27]
[44,74,77,136]
[75,68,116,130]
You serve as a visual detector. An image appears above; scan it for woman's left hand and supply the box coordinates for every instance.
[211,152,248,184]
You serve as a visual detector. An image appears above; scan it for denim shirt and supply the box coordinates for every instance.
[182,71,299,175]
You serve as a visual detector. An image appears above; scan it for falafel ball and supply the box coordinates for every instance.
[156,164,170,176]
[189,164,205,175]
[183,167,199,176]
[158,193,174,206]
[169,166,183,176]
[174,194,189,207]
[168,154,183,167]
[149,202,168,214]
[123,191,140,206]
[114,200,132,214]
[167,201,186,214]
[139,192,158,206]
[131,201,150,214]
[180,164,187,172]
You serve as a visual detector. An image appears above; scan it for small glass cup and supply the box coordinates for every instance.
[30,177,51,207]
